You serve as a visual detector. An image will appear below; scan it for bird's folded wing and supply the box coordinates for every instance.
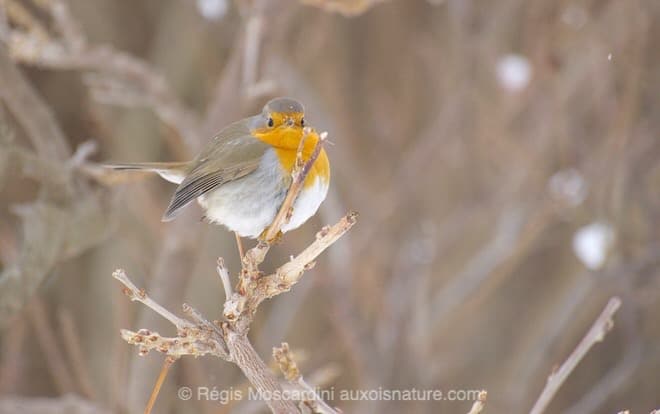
[162,121,270,221]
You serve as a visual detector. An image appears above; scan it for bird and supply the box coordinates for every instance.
[105,97,330,242]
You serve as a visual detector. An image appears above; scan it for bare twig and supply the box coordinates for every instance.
[265,129,327,242]
[235,233,246,260]
[529,297,623,414]
[225,211,357,325]
[217,257,233,300]
[273,343,338,414]
[257,212,357,303]
[466,390,487,414]
[144,356,177,414]
[113,212,352,413]
[120,328,223,359]
[238,128,326,289]
[112,269,193,330]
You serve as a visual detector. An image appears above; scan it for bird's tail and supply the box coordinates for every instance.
[104,161,189,184]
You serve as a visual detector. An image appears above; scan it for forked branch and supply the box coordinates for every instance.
[113,128,349,414]
[529,297,622,414]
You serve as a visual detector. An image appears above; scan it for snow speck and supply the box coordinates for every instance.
[548,168,588,206]
[572,223,615,270]
[496,54,532,92]
[608,53,613,61]
[196,0,228,21]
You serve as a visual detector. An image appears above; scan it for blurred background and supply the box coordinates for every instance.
[0,0,658,413]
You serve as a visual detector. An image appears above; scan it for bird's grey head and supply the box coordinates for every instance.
[262,97,304,115]
[249,97,305,131]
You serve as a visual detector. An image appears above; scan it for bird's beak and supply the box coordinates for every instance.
[285,117,295,127]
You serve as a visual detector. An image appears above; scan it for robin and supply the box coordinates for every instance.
[106,97,330,242]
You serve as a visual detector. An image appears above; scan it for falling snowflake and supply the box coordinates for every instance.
[496,54,532,92]
[572,222,615,270]
[196,0,228,21]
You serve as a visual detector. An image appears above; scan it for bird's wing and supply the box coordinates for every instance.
[162,120,270,221]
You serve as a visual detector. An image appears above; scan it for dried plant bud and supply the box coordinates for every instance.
[273,343,301,382]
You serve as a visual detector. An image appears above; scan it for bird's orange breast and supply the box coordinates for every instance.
[252,127,330,188]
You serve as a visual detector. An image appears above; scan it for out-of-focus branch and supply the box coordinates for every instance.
[300,0,389,16]
[0,394,111,414]
[529,297,622,414]
[0,317,26,393]
[0,45,70,159]
[0,46,113,328]
[241,0,263,92]
[431,208,526,322]
[3,0,202,149]
[28,299,76,394]
[57,309,97,400]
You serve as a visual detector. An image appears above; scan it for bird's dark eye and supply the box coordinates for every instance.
[300,117,305,127]
[268,117,274,127]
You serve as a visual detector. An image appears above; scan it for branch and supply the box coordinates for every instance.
[111,119,351,413]
[299,0,389,16]
[0,394,111,414]
[267,129,327,241]
[273,343,339,414]
[529,297,622,414]
[0,86,112,328]
[3,0,201,148]
[113,270,193,331]
[217,257,233,301]
[225,331,298,413]
[251,212,357,312]
[239,127,326,289]
[0,42,70,159]
[226,212,356,327]
[114,213,354,413]
[466,390,487,414]
[113,270,229,357]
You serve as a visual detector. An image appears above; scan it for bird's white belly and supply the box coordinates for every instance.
[198,149,328,238]
[281,175,329,234]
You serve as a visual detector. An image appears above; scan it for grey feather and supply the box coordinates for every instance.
[162,120,269,221]
[263,97,304,115]
[103,161,190,184]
